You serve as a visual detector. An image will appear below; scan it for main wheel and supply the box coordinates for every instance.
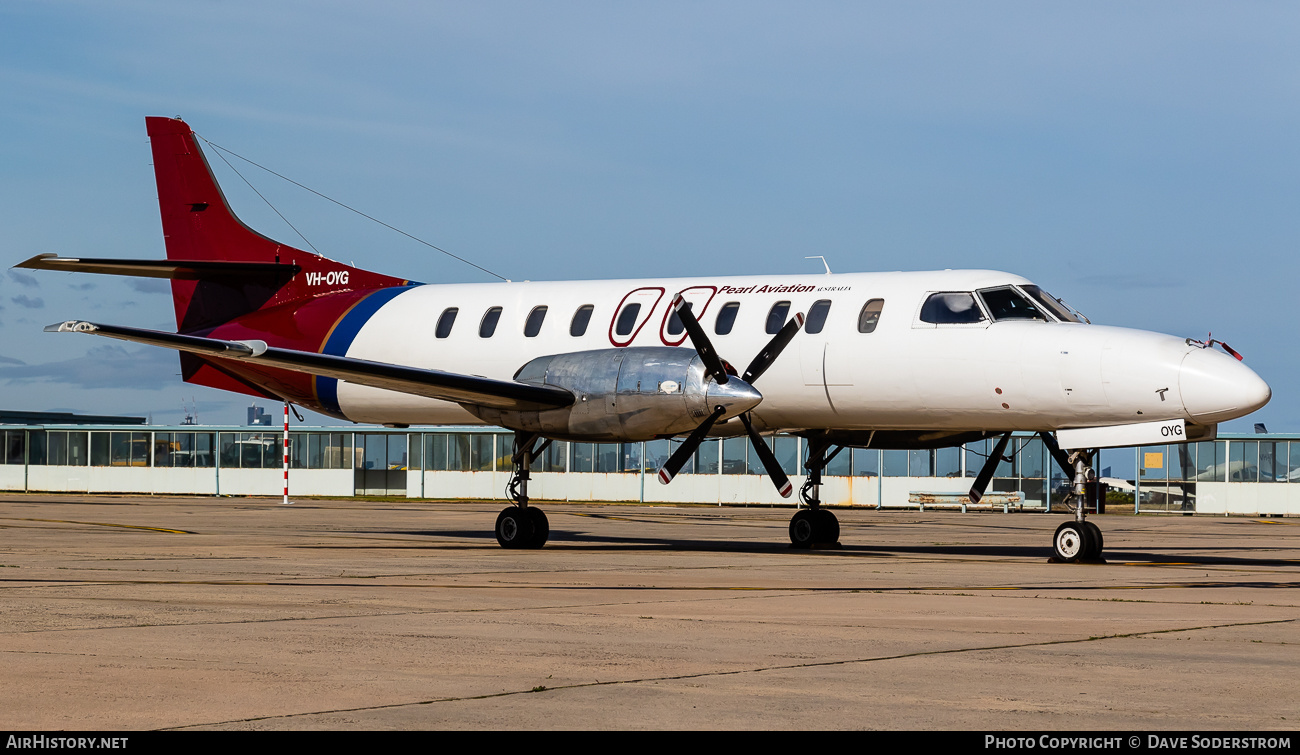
[815,509,840,544]
[790,509,818,548]
[1053,521,1093,563]
[524,506,549,548]
[1082,520,1103,559]
[495,506,535,549]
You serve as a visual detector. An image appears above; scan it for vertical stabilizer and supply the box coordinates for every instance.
[144,117,408,333]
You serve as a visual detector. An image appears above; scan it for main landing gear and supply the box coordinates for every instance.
[790,439,842,549]
[1044,439,1104,563]
[495,431,550,549]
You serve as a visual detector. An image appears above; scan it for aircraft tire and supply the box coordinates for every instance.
[815,509,840,544]
[495,506,535,549]
[1082,521,1103,559]
[1052,521,1092,563]
[789,509,817,548]
[524,507,549,548]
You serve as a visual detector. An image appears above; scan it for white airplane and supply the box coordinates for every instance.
[17,117,1272,560]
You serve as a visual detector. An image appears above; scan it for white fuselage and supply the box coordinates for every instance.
[331,269,1270,435]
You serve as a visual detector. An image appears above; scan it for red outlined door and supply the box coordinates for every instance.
[659,286,717,346]
[608,287,665,347]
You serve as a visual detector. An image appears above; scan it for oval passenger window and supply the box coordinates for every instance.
[570,305,594,337]
[857,299,884,333]
[615,303,641,336]
[435,307,458,339]
[666,302,693,336]
[805,300,831,334]
[765,301,791,335]
[714,302,740,335]
[480,306,502,338]
[524,306,548,337]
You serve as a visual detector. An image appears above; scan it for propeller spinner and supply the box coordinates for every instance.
[657,294,805,497]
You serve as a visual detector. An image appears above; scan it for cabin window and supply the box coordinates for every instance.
[765,301,791,335]
[435,307,458,338]
[666,302,694,336]
[479,307,502,338]
[570,305,594,337]
[919,293,985,324]
[805,300,832,334]
[714,302,740,335]
[524,306,548,337]
[615,303,641,337]
[857,299,884,333]
[977,287,1047,322]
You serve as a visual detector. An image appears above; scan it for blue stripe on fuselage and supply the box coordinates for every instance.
[315,286,416,415]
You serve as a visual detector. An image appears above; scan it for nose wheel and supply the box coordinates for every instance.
[1048,444,1105,562]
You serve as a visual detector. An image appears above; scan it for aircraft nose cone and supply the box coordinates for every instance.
[1180,347,1271,424]
[706,377,763,418]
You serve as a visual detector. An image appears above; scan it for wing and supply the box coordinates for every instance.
[45,320,574,412]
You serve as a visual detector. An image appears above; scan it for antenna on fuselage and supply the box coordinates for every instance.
[805,256,832,275]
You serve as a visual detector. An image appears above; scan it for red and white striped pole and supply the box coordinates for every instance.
[282,401,292,505]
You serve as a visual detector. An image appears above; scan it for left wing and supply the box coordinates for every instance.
[45,320,575,412]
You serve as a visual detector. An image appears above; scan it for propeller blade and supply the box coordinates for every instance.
[968,432,1011,504]
[672,294,729,385]
[657,405,726,484]
[741,312,806,384]
[1039,431,1075,482]
[739,413,793,498]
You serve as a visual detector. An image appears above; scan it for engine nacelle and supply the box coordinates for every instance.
[464,347,762,441]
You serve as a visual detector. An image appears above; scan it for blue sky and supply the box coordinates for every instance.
[1,1,1296,430]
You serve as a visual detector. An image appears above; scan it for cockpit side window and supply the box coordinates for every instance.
[1020,285,1083,323]
[977,287,1047,322]
[919,292,985,324]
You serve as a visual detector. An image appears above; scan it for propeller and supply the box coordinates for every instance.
[968,432,1012,504]
[657,294,803,497]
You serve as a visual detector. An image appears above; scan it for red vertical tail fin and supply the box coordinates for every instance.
[145,116,407,333]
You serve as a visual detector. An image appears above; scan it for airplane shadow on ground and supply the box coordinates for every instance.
[357,529,1300,568]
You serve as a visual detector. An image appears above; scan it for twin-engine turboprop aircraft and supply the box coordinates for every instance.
[17,117,1272,559]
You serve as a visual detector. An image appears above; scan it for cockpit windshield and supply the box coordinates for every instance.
[1020,284,1084,323]
[977,286,1048,322]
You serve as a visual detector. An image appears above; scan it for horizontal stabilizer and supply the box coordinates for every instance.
[45,320,575,413]
[16,254,299,280]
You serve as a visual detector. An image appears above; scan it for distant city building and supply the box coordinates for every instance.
[246,405,272,426]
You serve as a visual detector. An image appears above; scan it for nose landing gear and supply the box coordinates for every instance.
[1044,438,1105,563]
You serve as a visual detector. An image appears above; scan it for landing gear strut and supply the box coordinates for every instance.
[496,431,550,549]
[790,439,842,548]
[1043,437,1104,563]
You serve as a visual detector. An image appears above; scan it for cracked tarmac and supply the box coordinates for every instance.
[1,494,1297,730]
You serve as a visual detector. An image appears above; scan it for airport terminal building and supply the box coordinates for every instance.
[2,418,1297,516]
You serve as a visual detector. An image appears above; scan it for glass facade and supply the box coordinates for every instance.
[4,427,1297,513]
